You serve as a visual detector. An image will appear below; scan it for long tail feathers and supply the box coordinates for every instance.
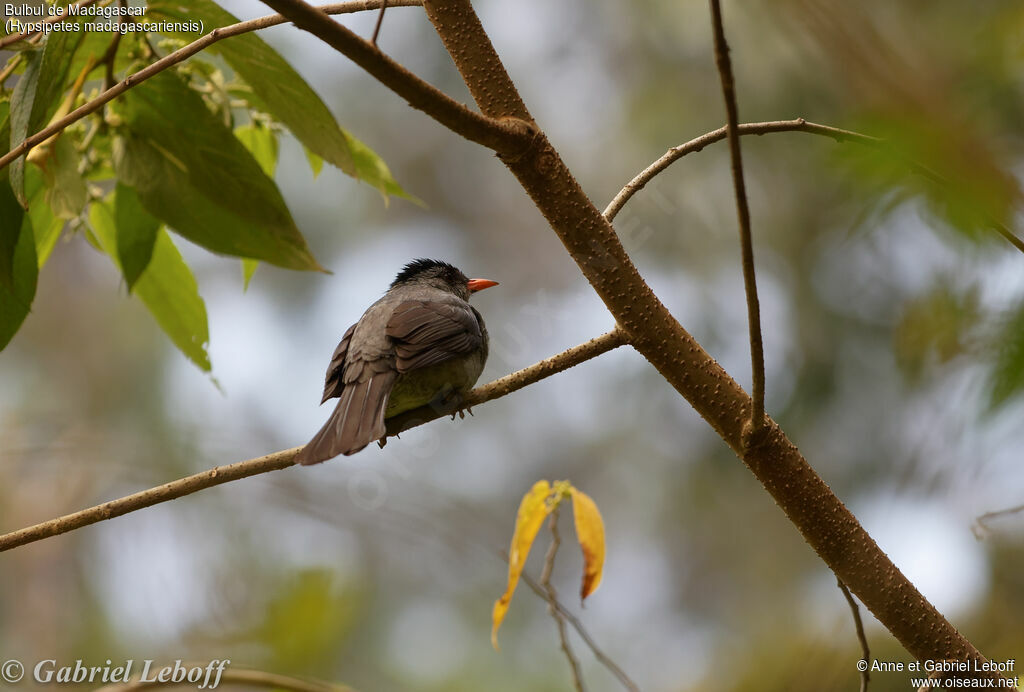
[295,372,397,465]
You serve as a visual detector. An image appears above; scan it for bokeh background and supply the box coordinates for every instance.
[1,0,1023,690]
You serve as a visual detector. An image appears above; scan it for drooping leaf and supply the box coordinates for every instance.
[988,302,1024,409]
[234,123,278,177]
[113,182,160,291]
[147,0,355,176]
[492,480,553,650]
[8,24,85,205]
[112,70,322,271]
[241,259,258,291]
[304,147,324,180]
[345,130,421,204]
[40,135,87,219]
[570,487,606,602]
[24,166,63,266]
[90,196,212,372]
[0,181,37,351]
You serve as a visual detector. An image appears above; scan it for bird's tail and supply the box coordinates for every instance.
[295,371,398,465]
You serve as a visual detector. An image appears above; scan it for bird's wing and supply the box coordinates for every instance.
[385,300,484,372]
[320,323,356,403]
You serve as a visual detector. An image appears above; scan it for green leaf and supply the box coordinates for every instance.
[241,258,258,291]
[0,181,38,351]
[90,196,212,372]
[304,147,324,180]
[346,130,420,204]
[234,123,278,177]
[24,166,64,266]
[148,0,414,201]
[8,26,86,205]
[40,135,87,219]
[988,302,1024,409]
[147,0,356,176]
[114,182,160,292]
[112,71,322,271]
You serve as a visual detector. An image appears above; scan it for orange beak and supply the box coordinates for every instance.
[467,278,499,293]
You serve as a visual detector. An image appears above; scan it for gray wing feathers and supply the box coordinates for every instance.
[320,324,356,403]
[386,301,483,372]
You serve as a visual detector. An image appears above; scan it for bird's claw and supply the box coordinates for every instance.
[451,405,473,420]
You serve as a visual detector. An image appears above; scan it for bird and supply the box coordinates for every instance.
[295,258,498,464]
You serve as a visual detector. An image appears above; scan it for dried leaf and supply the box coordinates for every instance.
[491,480,553,649]
[571,487,606,602]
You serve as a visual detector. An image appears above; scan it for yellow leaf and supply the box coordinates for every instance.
[491,480,553,649]
[571,487,606,601]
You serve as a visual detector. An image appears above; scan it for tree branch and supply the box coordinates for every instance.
[973,502,1024,539]
[258,0,531,154]
[0,330,627,553]
[407,0,1004,678]
[539,507,586,692]
[838,579,871,692]
[0,0,528,173]
[385,328,627,435]
[603,119,1024,254]
[519,570,641,692]
[708,0,766,436]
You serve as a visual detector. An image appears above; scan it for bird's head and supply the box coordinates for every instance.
[391,258,498,300]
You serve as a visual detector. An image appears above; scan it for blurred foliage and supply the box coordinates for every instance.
[0,0,1023,690]
[0,0,409,370]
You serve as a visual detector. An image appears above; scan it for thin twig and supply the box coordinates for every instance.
[0,0,529,173]
[0,329,627,553]
[93,665,357,692]
[539,506,586,692]
[602,118,1024,255]
[370,0,387,45]
[973,502,1024,539]
[100,13,125,92]
[708,0,765,436]
[838,579,871,692]
[0,0,103,49]
[518,569,640,692]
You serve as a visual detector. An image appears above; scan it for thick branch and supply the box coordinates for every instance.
[603,119,1024,254]
[420,0,531,121]
[0,330,626,553]
[415,0,1003,677]
[258,0,530,154]
[708,0,766,435]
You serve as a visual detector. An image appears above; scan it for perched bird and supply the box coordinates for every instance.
[296,259,498,464]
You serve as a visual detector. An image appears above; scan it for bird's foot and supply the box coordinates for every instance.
[450,405,473,420]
